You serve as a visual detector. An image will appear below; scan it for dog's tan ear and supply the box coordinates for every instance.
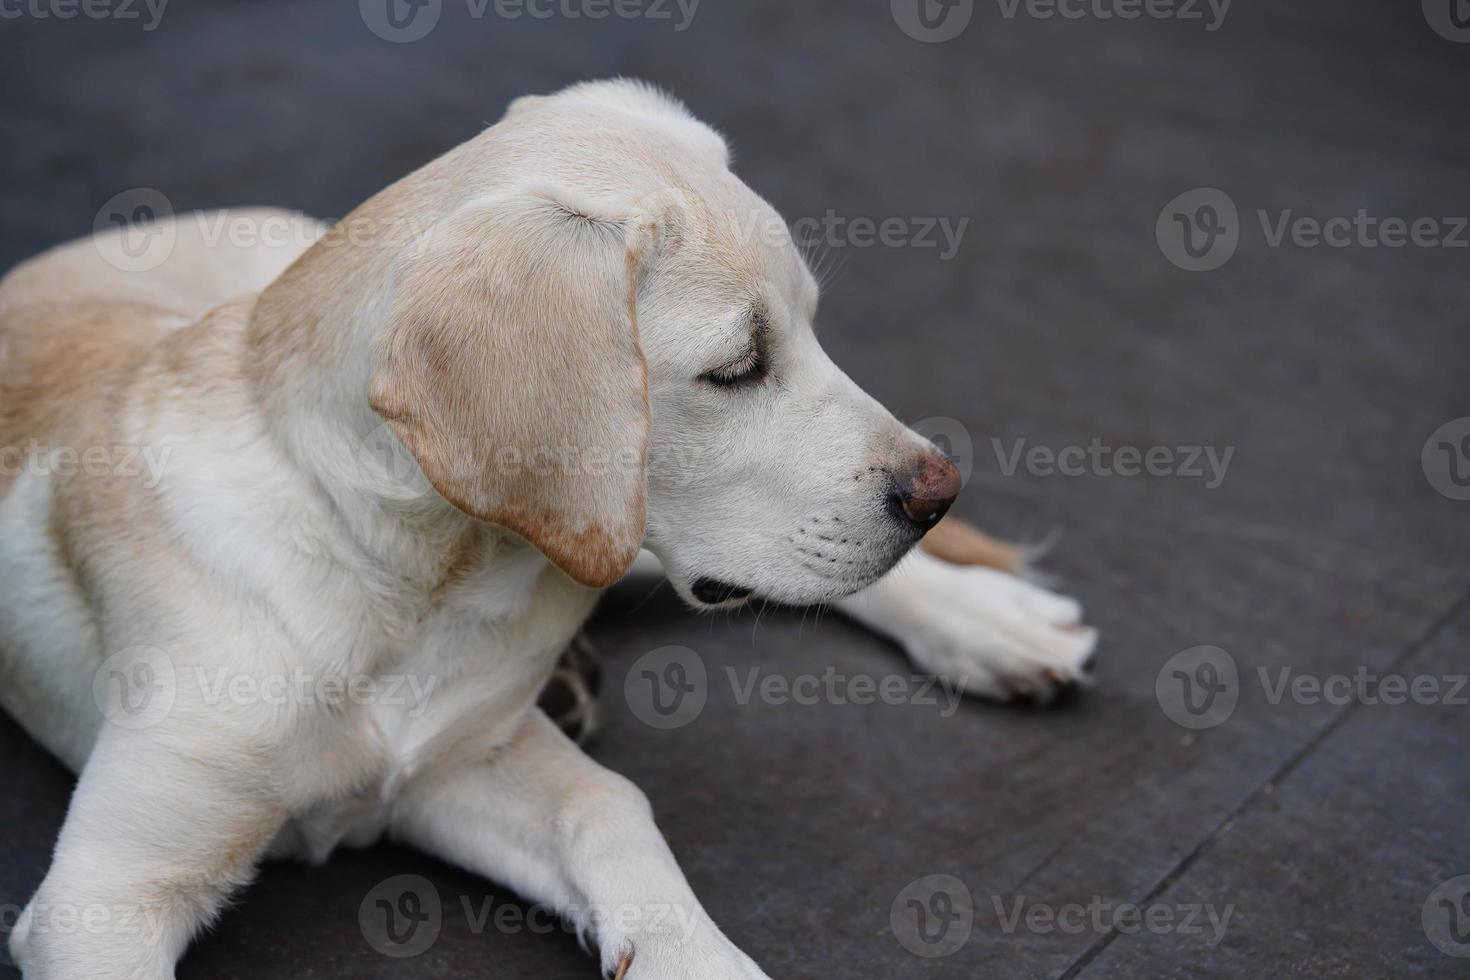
[369,187,650,588]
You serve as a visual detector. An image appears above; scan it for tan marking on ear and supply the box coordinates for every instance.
[920,516,1027,575]
[368,188,651,589]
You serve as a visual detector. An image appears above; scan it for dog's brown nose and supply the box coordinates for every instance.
[891,452,961,530]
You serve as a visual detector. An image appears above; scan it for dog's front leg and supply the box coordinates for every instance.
[837,543,1099,703]
[9,727,286,980]
[390,710,771,979]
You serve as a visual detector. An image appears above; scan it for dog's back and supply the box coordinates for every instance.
[0,208,324,500]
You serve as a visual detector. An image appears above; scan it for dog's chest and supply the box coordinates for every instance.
[277,542,598,859]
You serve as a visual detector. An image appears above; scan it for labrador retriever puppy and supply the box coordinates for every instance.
[0,79,1095,979]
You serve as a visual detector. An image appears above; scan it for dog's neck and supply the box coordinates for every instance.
[246,161,451,440]
[237,153,543,588]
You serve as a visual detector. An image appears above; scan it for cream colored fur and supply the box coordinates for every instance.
[0,79,1095,979]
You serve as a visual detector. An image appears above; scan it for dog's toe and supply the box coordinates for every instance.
[904,569,1099,707]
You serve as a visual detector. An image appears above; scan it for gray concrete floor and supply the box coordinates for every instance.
[2,1,1468,977]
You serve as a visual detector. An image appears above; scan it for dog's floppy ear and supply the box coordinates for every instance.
[369,186,651,588]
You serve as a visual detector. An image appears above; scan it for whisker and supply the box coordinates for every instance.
[628,575,667,614]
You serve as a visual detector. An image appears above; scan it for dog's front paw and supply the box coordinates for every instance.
[608,931,772,980]
[903,563,1098,703]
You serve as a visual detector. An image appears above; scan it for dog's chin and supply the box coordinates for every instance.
[683,568,890,610]
[689,577,755,608]
[676,541,916,610]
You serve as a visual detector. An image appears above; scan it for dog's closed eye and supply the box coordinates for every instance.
[699,343,765,387]
[698,308,769,388]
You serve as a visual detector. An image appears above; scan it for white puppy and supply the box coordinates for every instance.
[0,79,1095,979]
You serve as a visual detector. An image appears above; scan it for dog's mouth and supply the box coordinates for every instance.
[690,577,754,606]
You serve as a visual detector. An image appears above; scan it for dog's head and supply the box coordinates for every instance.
[370,80,958,606]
